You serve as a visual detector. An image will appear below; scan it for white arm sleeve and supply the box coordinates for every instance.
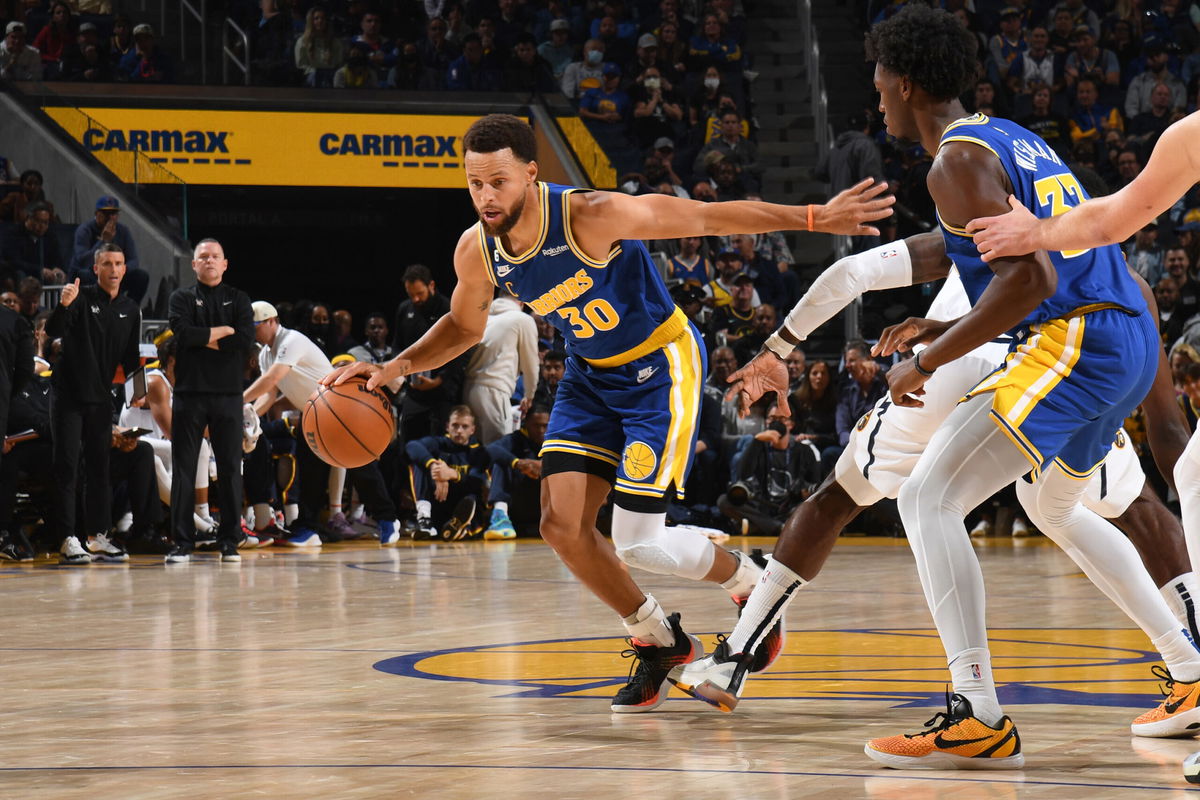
[780,240,913,341]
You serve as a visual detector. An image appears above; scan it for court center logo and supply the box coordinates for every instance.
[622,441,658,480]
[375,628,1165,709]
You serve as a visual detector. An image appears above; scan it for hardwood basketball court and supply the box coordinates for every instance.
[3,534,1195,798]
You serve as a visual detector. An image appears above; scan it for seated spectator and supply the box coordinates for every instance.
[17,277,44,324]
[1126,221,1164,285]
[295,6,346,88]
[32,1,75,77]
[691,179,717,202]
[405,405,491,540]
[1168,245,1200,319]
[347,311,395,365]
[560,38,605,101]
[687,13,742,73]
[1063,25,1119,92]
[709,345,766,439]
[729,232,783,309]
[733,302,777,365]
[485,405,548,538]
[693,109,761,190]
[688,66,730,128]
[71,196,149,303]
[60,22,111,82]
[447,32,500,91]
[1048,8,1076,55]
[833,341,887,470]
[988,6,1028,75]
[333,41,379,88]
[627,32,659,82]
[1128,82,1176,150]
[667,235,711,287]
[247,0,295,87]
[538,18,574,80]
[416,16,458,90]
[1171,340,1200,392]
[1,202,66,285]
[1156,276,1190,346]
[709,270,758,346]
[709,154,749,201]
[1007,26,1061,96]
[0,169,56,225]
[119,24,174,83]
[1069,77,1123,143]
[350,8,394,83]
[706,247,759,307]
[532,349,564,411]
[444,3,470,46]
[388,42,423,89]
[503,33,556,93]
[1049,0,1101,38]
[1021,85,1072,157]
[1126,42,1186,119]
[495,0,531,54]
[717,400,820,535]
[785,349,807,395]
[1114,145,1142,188]
[790,358,837,459]
[109,14,134,63]
[654,20,687,83]
[672,282,710,333]
[329,309,355,354]
[593,14,633,68]
[0,371,51,560]
[627,143,688,198]
[1,21,44,81]
[629,65,684,148]
[579,62,631,125]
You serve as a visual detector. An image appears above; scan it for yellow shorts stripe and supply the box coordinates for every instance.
[582,308,690,369]
[989,410,1043,470]
[1001,317,1085,425]
[540,443,620,468]
[1053,456,1104,480]
[542,438,620,459]
[652,330,701,491]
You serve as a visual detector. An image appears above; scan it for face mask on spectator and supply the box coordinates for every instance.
[586,49,603,65]
[704,77,720,90]
[644,76,661,90]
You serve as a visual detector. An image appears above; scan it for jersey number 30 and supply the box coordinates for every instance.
[557,299,620,338]
[1033,174,1091,258]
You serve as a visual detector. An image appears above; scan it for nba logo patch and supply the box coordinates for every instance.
[971,664,982,680]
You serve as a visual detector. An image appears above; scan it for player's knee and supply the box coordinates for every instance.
[538,506,580,553]
[613,541,679,575]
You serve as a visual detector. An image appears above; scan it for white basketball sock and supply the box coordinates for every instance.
[493,501,509,515]
[284,503,299,525]
[416,500,432,519]
[720,550,764,600]
[621,594,675,648]
[1154,628,1200,683]
[948,648,1004,727]
[1160,573,1200,647]
[725,556,805,654]
[195,502,209,518]
[253,503,273,530]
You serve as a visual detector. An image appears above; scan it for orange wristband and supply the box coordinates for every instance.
[807,204,815,232]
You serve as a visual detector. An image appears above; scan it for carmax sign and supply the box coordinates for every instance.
[42,107,478,188]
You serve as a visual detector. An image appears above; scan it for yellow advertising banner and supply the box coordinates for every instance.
[42,107,480,188]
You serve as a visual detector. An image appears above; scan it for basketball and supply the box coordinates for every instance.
[302,376,395,469]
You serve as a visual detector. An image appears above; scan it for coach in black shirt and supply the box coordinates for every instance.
[46,243,141,563]
[0,301,35,463]
[166,238,254,563]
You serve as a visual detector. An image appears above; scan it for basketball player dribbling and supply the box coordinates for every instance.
[679,5,1200,769]
[323,114,894,711]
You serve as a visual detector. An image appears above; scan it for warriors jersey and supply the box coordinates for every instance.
[937,113,1146,329]
[477,182,687,368]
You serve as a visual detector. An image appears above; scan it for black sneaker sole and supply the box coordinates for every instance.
[441,497,477,541]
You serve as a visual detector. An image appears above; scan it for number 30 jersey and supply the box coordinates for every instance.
[936,114,1146,329]
[477,181,687,368]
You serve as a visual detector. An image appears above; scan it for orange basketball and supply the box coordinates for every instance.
[302,376,395,468]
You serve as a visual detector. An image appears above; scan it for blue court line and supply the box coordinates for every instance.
[0,762,1182,792]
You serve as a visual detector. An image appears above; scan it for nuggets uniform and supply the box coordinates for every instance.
[939,114,1157,480]
[477,182,706,506]
[835,267,1145,516]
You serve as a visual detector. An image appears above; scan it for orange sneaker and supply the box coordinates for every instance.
[1131,665,1200,738]
[865,692,1024,770]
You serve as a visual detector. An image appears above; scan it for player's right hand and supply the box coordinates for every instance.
[59,278,80,307]
[726,350,790,418]
[872,317,950,357]
[965,195,1039,262]
[323,360,381,389]
[816,178,895,236]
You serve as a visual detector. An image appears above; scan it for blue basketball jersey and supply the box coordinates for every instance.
[476,182,685,368]
[936,113,1146,329]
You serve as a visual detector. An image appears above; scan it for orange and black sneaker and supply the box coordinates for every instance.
[610,612,701,713]
[1131,665,1200,738]
[865,691,1024,770]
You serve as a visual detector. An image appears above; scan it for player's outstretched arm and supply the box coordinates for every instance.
[725,232,949,416]
[325,229,493,390]
[571,178,894,246]
[1129,269,1190,491]
[884,143,1055,406]
[968,112,1200,260]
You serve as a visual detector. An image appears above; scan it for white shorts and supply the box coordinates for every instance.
[835,347,1006,506]
[1081,426,1145,519]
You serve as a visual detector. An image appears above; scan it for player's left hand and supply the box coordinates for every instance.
[884,357,927,408]
[966,195,1039,262]
[873,317,951,357]
[726,350,790,418]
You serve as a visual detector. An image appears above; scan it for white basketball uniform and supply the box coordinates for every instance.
[834,268,1144,516]
[119,368,209,501]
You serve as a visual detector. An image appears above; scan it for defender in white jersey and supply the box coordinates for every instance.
[672,232,1200,721]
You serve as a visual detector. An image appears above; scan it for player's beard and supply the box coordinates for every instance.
[478,191,527,237]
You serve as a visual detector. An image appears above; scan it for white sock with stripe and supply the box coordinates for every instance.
[725,556,805,655]
[1160,573,1200,648]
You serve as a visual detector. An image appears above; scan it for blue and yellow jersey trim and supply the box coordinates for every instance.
[561,187,623,269]
[581,306,689,369]
[939,136,1001,161]
[540,438,621,467]
[495,182,551,264]
[476,224,496,286]
[936,211,974,239]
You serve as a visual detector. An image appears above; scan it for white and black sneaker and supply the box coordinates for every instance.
[59,536,93,565]
[87,533,129,563]
[668,637,754,713]
[412,516,438,541]
[164,545,193,564]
